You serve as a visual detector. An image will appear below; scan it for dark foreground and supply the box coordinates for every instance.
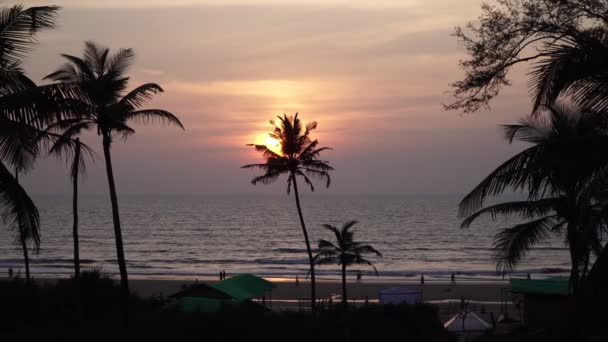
[0,272,603,341]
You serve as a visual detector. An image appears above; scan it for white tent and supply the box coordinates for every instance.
[378,287,422,305]
[444,312,492,332]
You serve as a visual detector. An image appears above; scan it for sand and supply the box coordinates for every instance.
[129,278,511,302]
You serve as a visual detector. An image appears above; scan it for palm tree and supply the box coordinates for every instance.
[0,4,82,285]
[242,113,333,311]
[45,41,184,294]
[46,134,92,279]
[312,220,381,304]
[459,104,608,291]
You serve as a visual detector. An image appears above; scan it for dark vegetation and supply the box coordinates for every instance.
[0,271,451,341]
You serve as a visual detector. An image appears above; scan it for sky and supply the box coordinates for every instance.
[14,0,533,196]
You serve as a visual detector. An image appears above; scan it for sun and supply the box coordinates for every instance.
[253,133,282,155]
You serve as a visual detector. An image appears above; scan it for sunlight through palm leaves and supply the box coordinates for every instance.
[243,113,333,311]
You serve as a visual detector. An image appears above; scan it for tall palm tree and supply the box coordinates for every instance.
[460,104,608,291]
[312,220,381,304]
[0,5,82,285]
[45,41,184,294]
[46,134,92,279]
[242,113,333,311]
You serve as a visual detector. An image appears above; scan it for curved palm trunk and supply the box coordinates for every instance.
[15,171,30,285]
[341,263,347,305]
[102,134,129,296]
[291,173,316,312]
[72,142,81,279]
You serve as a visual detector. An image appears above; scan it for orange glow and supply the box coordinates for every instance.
[253,133,283,156]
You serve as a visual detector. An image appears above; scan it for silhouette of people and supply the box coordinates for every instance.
[295,275,299,287]
[365,296,369,305]
[356,270,362,283]
[8,268,12,278]
[526,273,531,280]
[223,270,227,280]
[420,274,425,285]
[451,273,456,284]
[219,271,223,280]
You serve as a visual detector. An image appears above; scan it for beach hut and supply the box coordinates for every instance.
[510,277,572,329]
[444,312,492,332]
[378,287,422,305]
[211,274,277,302]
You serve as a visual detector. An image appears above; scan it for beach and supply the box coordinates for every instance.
[125,277,518,318]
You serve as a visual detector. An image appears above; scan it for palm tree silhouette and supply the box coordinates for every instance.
[243,113,333,311]
[531,29,608,112]
[0,5,82,285]
[45,41,184,294]
[460,104,608,291]
[313,220,381,305]
[46,134,92,279]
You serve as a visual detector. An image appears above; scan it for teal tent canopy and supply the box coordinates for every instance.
[511,277,571,296]
[211,274,276,300]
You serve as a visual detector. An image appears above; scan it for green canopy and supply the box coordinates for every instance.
[511,277,572,296]
[162,297,233,313]
[211,274,276,301]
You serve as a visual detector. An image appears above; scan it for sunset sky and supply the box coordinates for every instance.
[17,0,532,195]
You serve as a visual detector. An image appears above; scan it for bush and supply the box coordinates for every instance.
[0,276,452,341]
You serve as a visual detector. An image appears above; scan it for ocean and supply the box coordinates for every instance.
[0,194,571,281]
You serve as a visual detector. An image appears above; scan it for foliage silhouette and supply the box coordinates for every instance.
[313,220,381,304]
[45,41,184,294]
[243,113,333,311]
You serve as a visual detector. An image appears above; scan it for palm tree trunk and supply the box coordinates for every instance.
[291,173,316,312]
[72,142,81,279]
[341,263,347,305]
[567,224,580,293]
[21,235,30,285]
[102,134,129,296]
[15,170,30,285]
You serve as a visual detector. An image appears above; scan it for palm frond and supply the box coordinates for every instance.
[0,161,40,251]
[458,145,545,218]
[351,244,382,257]
[118,83,163,110]
[461,198,559,228]
[124,109,184,129]
[0,5,59,65]
[493,216,557,270]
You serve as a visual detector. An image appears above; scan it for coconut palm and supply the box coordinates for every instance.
[313,220,381,304]
[45,134,92,279]
[44,41,184,294]
[0,4,83,285]
[242,113,333,311]
[460,104,608,291]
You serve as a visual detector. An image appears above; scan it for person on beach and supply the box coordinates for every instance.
[219,271,223,280]
[356,270,362,283]
[526,273,531,280]
[295,275,299,287]
[451,273,455,284]
[420,274,424,285]
[8,268,12,278]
